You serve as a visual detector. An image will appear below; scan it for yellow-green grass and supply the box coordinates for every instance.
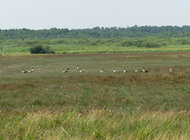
[52,45,190,54]
[1,110,189,140]
[0,52,190,139]
[1,39,190,55]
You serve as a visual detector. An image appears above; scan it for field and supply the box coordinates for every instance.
[1,38,190,55]
[0,52,190,139]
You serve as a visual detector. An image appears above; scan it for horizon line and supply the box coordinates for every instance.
[0,25,190,30]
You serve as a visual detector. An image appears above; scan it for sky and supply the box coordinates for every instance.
[0,0,189,29]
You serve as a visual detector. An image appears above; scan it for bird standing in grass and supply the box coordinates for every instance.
[76,64,83,73]
[142,66,150,73]
[79,69,84,73]
[76,65,80,70]
[134,68,139,73]
[63,68,69,73]
[100,67,105,73]
[113,68,118,73]
[169,66,173,73]
[123,67,128,73]
[30,66,34,73]
[22,68,28,74]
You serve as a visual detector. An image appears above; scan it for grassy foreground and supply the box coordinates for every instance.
[0,52,190,139]
[1,110,189,140]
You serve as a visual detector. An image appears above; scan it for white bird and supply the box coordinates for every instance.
[142,66,150,73]
[169,66,173,73]
[30,66,34,73]
[134,68,138,73]
[76,65,80,70]
[79,69,84,73]
[63,68,69,73]
[113,68,118,73]
[100,68,105,73]
[123,68,128,73]
[22,68,28,74]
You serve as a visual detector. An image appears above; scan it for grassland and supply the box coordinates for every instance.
[0,52,190,139]
[1,38,190,55]
[1,44,190,55]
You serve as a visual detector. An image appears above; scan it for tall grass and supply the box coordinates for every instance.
[0,52,190,139]
[0,110,189,140]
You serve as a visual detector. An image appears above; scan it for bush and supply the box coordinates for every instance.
[29,44,55,54]
[120,39,162,48]
[144,41,161,48]
[136,40,161,48]
[178,39,190,45]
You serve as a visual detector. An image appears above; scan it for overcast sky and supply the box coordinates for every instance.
[0,0,189,29]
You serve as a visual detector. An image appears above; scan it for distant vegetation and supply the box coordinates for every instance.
[0,37,190,54]
[0,26,190,39]
[29,44,55,54]
[0,26,190,54]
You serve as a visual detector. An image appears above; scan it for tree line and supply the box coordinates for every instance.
[0,26,190,39]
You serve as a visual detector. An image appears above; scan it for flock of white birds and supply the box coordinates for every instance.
[21,65,174,74]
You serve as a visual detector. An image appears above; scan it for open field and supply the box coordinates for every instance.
[1,44,190,55]
[1,38,190,55]
[0,52,190,139]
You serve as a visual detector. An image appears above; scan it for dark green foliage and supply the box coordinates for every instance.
[43,46,55,54]
[177,38,190,45]
[120,38,163,48]
[1,26,190,39]
[137,40,162,48]
[29,44,55,54]
[0,41,3,51]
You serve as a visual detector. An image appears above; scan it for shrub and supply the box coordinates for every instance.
[144,41,161,48]
[120,39,162,48]
[29,44,55,54]
[136,40,161,48]
[178,39,190,45]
